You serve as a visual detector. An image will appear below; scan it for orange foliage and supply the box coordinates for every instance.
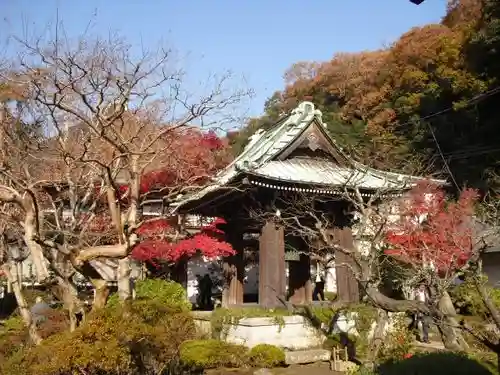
[268,2,489,170]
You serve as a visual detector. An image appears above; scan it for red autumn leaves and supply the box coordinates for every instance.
[131,217,234,264]
[86,129,235,264]
[385,181,479,275]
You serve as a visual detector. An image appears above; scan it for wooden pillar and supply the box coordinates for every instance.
[288,254,312,304]
[259,221,286,308]
[334,227,360,303]
[222,230,245,307]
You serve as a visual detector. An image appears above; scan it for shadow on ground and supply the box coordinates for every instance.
[377,351,495,375]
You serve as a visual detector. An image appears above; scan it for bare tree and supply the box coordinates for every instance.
[248,170,486,353]
[458,190,500,371]
[0,29,251,337]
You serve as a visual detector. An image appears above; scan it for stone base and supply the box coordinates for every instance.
[224,315,325,350]
[191,313,326,350]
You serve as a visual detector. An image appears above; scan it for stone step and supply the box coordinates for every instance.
[284,349,331,365]
[414,340,446,351]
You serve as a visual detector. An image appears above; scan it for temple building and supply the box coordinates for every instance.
[174,101,441,308]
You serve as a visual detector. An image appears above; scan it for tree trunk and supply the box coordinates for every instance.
[4,263,41,345]
[117,257,132,304]
[92,278,110,310]
[436,291,468,351]
[23,211,50,283]
[365,286,429,314]
[16,261,23,286]
[58,277,85,331]
[368,309,389,363]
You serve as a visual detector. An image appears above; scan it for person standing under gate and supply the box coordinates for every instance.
[412,284,430,343]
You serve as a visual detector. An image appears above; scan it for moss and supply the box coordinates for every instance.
[248,344,285,368]
[210,307,292,339]
[180,339,249,370]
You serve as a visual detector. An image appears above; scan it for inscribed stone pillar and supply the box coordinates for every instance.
[222,229,245,307]
[334,227,360,303]
[288,254,312,304]
[259,221,286,308]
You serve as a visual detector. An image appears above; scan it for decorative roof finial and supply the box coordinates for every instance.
[293,101,315,116]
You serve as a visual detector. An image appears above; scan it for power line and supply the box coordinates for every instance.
[396,85,500,131]
[395,86,500,188]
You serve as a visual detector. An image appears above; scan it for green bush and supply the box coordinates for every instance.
[248,344,285,368]
[376,351,494,375]
[1,299,197,375]
[449,276,500,317]
[179,339,248,370]
[107,278,191,312]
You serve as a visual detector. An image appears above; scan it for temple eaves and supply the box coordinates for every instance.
[173,101,446,212]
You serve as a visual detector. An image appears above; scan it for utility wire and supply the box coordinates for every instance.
[395,85,500,131]
[394,85,500,189]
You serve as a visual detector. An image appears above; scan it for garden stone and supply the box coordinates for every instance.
[254,368,273,375]
[284,349,331,365]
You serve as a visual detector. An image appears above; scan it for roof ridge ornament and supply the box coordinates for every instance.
[292,101,325,127]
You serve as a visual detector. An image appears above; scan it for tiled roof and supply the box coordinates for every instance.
[174,101,446,211]
[248,158,420,190]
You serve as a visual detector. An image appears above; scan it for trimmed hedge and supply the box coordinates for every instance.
[179,339,286,370]
[179,339,249,370]
[249,344,286,368]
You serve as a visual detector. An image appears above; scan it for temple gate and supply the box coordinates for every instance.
[174,102,432,308]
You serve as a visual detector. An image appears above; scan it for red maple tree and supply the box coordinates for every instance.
[131,217,234,264]
[385,181,479,276]
[85,128,235,265]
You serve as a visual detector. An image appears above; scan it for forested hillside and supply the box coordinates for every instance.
[228,0,500,192]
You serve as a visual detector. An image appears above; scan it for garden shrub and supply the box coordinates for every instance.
[179,339,249,370]
[376,315,413,363]
[107,278,192,312]
[467,351,499,375]
[248,344,285,368]
[37,309,70,339]
[0,316,27,362]
[1,298,197,375]
[0,308,69,364]
[449,276,500,317]
[376,351,494,375]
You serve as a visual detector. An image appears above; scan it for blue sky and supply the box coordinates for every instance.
[0,0,448,122]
